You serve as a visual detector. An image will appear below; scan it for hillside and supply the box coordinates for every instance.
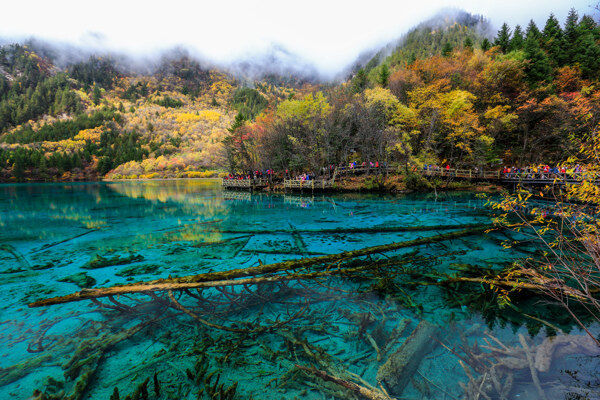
[221,8,600,176]
[0,44,302,182]
[1,9,600,182]
[347,10,493,83]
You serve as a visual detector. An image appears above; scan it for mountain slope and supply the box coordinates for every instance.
[348,10,493,79]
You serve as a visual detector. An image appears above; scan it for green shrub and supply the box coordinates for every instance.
[404,171,432,191]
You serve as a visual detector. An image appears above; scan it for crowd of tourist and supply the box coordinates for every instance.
[422,164,453,172]
[224,162,591,183]
[223,169,276,180]
[502,165,586,179]
[224,161,388,182]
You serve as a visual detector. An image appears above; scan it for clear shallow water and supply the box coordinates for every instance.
[0,181,598,399]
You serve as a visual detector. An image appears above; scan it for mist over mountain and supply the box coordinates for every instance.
[345,9,494,78]
[226,44,323,86]
[2,4,600,183]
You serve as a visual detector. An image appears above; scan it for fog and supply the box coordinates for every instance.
[0,0,595,78]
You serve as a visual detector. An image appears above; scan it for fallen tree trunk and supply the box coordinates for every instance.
[29,225,494,308]
[295,364,394,400]
[414,276,597,301]
[211,223,488,236]
[377,320,438,396]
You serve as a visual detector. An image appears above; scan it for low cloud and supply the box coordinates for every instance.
[0,0,593,78]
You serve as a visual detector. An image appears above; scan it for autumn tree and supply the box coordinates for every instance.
[259,92,331,173]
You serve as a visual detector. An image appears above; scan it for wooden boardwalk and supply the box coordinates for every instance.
[222,168,599,191]
[335,166,393,175]
[421,169,598,186]
[499,172,598,185]
[422,169,500,180]
[284,179,334,191]
[221,179,269,191]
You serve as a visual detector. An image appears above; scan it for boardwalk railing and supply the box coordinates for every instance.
[224,169,599,191]
[222,179,252,189]
[335,166,394,175]
[284,179,334,190]
[422,168,501,180]
[221,178,270,190]
[500,171,600,184]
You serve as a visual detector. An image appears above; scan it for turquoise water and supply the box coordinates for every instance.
[0,181,598,399]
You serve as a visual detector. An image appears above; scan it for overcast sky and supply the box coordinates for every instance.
[1,1,595,76]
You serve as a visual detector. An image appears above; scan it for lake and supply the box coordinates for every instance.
[0,181,598,399]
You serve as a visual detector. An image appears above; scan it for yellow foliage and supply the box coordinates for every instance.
[74,127,103,142]
[176,113,201,123]
[198,110,222,122]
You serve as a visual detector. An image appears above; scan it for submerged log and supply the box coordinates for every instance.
[295,364,394,400]
[376,320,438,396]
[212,223,488,236]
[29,225,494,308]
[415,276,596,301]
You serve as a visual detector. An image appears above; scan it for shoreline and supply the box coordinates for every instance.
[1,175,504,193]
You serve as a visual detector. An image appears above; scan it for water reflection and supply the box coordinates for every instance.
[0,182,597,399]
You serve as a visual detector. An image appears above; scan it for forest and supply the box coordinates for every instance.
[0,9,599,181]
[224,9,600,176]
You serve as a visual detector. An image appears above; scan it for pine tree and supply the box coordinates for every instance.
[38,155,49,180]
[92,85,101,105]
[352,69,368,93]
[378,64,390,87]
[228,113,247,133]
[542,13,566,67]
[494,23,512,52]
[574,15,600,79]
[441,42,453,57]
[463,37,474,51]
[510,25,525,51]
[564,8,580,65]
[526,20,542,42]
[524,33,552,85]
[481,38,491,51]
[12,158,24,181]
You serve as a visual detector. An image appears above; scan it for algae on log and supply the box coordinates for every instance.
[29,225,494,308]
[377,320,438,397]
[295,364,394,400]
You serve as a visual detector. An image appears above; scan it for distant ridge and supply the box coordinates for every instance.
[345,9,493,78]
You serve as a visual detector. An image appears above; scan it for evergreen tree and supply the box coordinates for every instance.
[378,64,390,87]
[510,25,525,51]
[563,8,580,64]
[352,69,368,93]
[494,23,512,53]
[574,16,600,79]
[228,113,247,133]
[526,20,542,42]
[38,155,48,180]
[92,85,102,105]
[463,37,474,51]
[524,34,552,85]
[542,13,566,66]
[12,158,24,181]
[441,42,453,57]
[481,38,491,51]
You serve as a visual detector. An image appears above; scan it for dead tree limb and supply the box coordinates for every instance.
[30,225,494,308]
[295,364,394,400]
